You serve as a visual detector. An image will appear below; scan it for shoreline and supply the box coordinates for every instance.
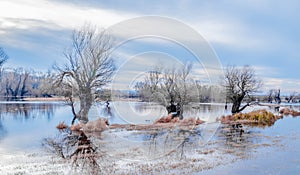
[23,97,66,101]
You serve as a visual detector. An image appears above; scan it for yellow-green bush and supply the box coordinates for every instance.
[233,109,277,126]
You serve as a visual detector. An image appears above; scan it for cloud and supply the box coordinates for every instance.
[0,18,67,49]
[111,50,225,90]
[252,65,300,93]
[192,19,265,50]
[261,77,300,93]
[111,51,185,90]
[0,0,136,30]
[0,0,137,69]
[0,0,299,92]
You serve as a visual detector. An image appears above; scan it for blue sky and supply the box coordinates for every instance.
[0,0,299,93]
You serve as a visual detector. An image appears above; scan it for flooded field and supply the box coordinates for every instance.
[0,101,299,174]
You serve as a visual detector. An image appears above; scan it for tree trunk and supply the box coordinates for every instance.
[20,73,29,97]
[179,106,184,120]
[231,100,241,114]
[231,95,249,114]
[78,89,93,123]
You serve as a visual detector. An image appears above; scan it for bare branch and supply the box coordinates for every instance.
[53,24,115,123]
[224,65,261,114]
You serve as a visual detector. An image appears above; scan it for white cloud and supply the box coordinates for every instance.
[111,51,185,90]
[0,0,136,31]
[231,66,299,93]
[0,0,299,92]
[261,77,300,93]
[190,18,267,51]
[0,0,278,54]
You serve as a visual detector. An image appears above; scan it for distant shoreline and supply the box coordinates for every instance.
[23,97,142,102]
[23,97,66,101]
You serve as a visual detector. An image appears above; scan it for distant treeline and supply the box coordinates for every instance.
[0,67,54,99]
[0,67,113,100]
[0,66,299,103]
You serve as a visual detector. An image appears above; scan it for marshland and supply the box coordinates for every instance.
[1,1,300,174]
[0,100,300,174]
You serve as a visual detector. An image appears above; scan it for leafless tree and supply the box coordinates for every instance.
[0,47,8,90]
[135,63,194,118]
[274,89,281,104]
[266,89,274,103]
[54,24,115,123]
[172,63,193,118]
[3,67,30,99]
[224,65,261,114]
[0,47,8,66]
[161,67,177,104]
[286,92,297,103]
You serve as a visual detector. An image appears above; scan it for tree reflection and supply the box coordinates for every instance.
[141,127,203,159]
[43,129,109,175]
[0,102,56,120]
[0,120,7,140]
[217,123,260,159]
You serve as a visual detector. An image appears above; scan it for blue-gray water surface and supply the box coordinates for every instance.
[0,101,224,151]
[200,116,300,175]
[0,101,299,174]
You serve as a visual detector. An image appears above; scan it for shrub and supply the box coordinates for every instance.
[231,109,278,126]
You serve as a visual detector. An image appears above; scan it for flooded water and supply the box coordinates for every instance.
[0,101,299,174]
[0,101,225,151]
[201,116,300,175]
[0,101,71,151]
[102,101,226,124]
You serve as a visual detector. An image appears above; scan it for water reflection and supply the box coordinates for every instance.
[0,120,7,140]
[0,101,226,151]
[99,102,226,124]
[0,102,57,121]
[215,123,263,161]
[142,128,204,159]
[0,101,71,150]
[43,129,102,175]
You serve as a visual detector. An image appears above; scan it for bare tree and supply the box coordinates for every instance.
[54,25,115,123]
[266,89,274,103]
[0,47,8,66]
[274,89,281,104]
[3,67,30,99]
[0,67,57,98]
[224,65,261,114]
[172,63,193,119]
[0,47,8,91]
[285,92,297,103]
[136,63,194,118]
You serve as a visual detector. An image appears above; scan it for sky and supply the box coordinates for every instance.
[0,0,299,93]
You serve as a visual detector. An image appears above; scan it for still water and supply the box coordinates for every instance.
[1,101,299,174]
[201,116,300,175]
[0,101,225,151]
[0,101,71,151]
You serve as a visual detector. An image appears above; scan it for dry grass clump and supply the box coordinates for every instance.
[56,122,68,130]
[70,123,84,131]
[108,116,204,131]
[279,108,300,117]
[60,115,204,133]
[83,118,109,132]
[219,115,234,124]
[220,109,280,126]
[154,116,204,125]
[69,118,109,132]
